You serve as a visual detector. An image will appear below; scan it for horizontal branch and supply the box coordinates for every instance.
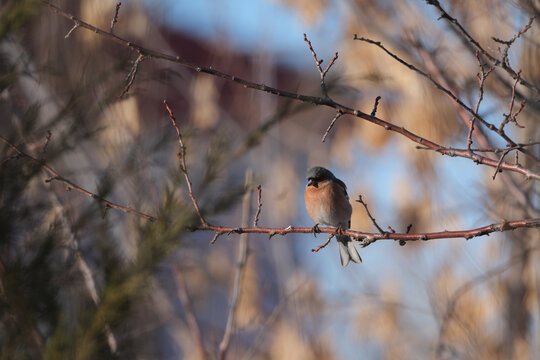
[40,1,540,181]
[196,218,540,247]
[2,131,539,243]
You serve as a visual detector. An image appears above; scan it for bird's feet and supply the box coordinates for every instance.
[336,224,345,235]
[311,224,321,237]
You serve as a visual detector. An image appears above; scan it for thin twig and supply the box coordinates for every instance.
[321,111,342,142]
[469,51,494,150]
[492,17,535,68]
[0,135,158,221]
[109,2,121,34]
[163,100,208,225]
[64,23,79,38]
[406,224,413,233]
[218,170,253,360]
[303,33,338,98]
[499,70,525,131]
[311,233,334,252]
[492,149,511,180]
[253,185,262,227]
[370,96,381,116]
[356,195,385,234]
[118,52,145,98]
[40,130,52,158]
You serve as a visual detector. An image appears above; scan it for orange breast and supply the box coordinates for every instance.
[304,181,352,227]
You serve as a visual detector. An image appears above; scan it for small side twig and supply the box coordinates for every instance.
[499,70,525,131]
[109,2,122,34]
[356,195,385,234]
[253,185,262,227]
[492,149,511,180]
[64,23,79,38]
[370,96,382,116]
[119,52,145,98]
[492,17,535,68]
[469,51,494,150]
[312,233,334,252]
[40,130,52,158]
[321,111,343,142]
[303,33,338,98]
[163,100,208,226]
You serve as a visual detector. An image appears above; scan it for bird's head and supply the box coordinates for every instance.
[306,166,335,188]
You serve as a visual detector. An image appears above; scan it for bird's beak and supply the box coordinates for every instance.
[307,178,317,188]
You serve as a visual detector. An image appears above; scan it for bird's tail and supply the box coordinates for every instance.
[337,235,362,266]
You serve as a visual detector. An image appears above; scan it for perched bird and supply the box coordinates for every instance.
[304,166,362,266]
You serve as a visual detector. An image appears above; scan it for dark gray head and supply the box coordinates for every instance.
[306,166,336,188]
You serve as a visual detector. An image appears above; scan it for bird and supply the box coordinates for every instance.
[304,166,362,266]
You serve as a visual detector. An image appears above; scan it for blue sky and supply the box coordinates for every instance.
[151,0,343,68]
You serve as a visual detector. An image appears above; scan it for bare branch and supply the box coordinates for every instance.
[303,33,338,98]
[356,195,385,234]
[370,96,382,116]
[40,130,52,158]
[118,52,145,98]
[321,111,342,142]
[492,149,511,180]
[417,141,540,154]
[0,135,158,221]
[193,218,540,246]
[109,2,121,34]
[492,17,534,68]
[417,46,539,212]
[40,2,540,180]
[500,70,526,131]
[64,23,79,38]
[355,35,535,164]
[311,233,334,252]
[253,185,262,227]
[163,100,208,226]
[425,0,539,95]
[469,51,494,150]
